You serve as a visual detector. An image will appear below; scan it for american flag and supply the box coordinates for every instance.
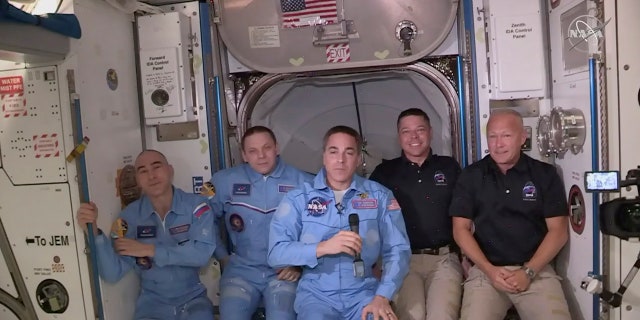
[281,0,338,28]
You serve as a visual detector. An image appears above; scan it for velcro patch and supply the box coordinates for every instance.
[278,184,295,193]
[387,199,401,211]
[232,183,251,195]
[352,199,378,209]
[193,203,210,218]
[169,224,190,235]
[136,226,157,238]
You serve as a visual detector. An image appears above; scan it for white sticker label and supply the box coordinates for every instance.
[249,26,281,48]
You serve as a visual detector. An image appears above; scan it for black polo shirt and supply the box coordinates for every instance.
[449,153,568,266]
[370,151,461,249]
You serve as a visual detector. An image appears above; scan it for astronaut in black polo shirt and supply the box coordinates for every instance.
[370,108,462,320]
[450,109,571,319]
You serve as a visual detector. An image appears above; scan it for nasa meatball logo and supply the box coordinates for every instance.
[433,171,447,186]
[229,213,245,232]
[307,197,330,216]
[522,181,537,201]
[566,14,609,53]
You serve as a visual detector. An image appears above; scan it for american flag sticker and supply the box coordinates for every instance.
[326,44,350,63]
[387,199,401,211]
[193,203,210,218]
[281,0,338,28]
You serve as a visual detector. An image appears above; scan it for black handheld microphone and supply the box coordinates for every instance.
[348,213,365,278]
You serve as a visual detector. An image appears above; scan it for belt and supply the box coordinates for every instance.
[411,245,450,255]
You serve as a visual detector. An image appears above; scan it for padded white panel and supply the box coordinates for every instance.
[0,307,19,320]
[0,173,87,319]
[0,246,17,298]
[0,67,67,185]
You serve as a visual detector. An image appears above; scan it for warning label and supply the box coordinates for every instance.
[0,76,27,118]
[326,44,350,63]
[248,25,281,49]
[140,48,180,116]
[33,133,60,158]
[33,267,52,276]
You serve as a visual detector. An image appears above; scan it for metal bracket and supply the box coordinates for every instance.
[313,20,358,46]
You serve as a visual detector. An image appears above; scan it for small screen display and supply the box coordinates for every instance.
[585,171,620,192]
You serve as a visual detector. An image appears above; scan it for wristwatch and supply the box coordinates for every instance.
[522,266,536,280]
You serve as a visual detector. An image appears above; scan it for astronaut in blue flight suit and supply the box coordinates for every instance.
[209,126,314,320]
[268,126,411,320]
[76,150,216,320]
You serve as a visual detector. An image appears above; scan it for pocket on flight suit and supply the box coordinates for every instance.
[168,223,191,246]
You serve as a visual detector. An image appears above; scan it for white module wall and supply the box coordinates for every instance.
[0,64,92,319]
[141,1,221,307]
[69,0,147,319]
[0,176,87,319]
[138,11,196,125]
[487,0,547,100]
[0,0,146,319]
[610,0,640,319]
[548,0,603,319]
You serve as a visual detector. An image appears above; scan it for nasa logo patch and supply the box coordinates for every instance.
[434,171,447,186]
[522,181,537,201]
[307,197,331,217]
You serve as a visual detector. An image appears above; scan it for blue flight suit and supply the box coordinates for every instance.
[209,157,314,320]
[94,187,216,320]
[268,169,411,320]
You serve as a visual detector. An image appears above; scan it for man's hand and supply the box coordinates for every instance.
[114,238,154,257]
[485,266,518,293]
[76,202,99,236]
[316,231,362,257]
[276,266,302,282]
[361,295,396,320]
[504,269,531,293]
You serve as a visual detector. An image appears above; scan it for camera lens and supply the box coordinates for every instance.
[616,203,640,233]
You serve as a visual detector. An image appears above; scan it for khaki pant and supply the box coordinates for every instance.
[393,252,463,320]
[460,264,571,320]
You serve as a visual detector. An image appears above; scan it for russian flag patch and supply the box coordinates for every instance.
[193,203,210,218]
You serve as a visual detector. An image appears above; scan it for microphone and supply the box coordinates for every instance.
[349,213,365,278]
